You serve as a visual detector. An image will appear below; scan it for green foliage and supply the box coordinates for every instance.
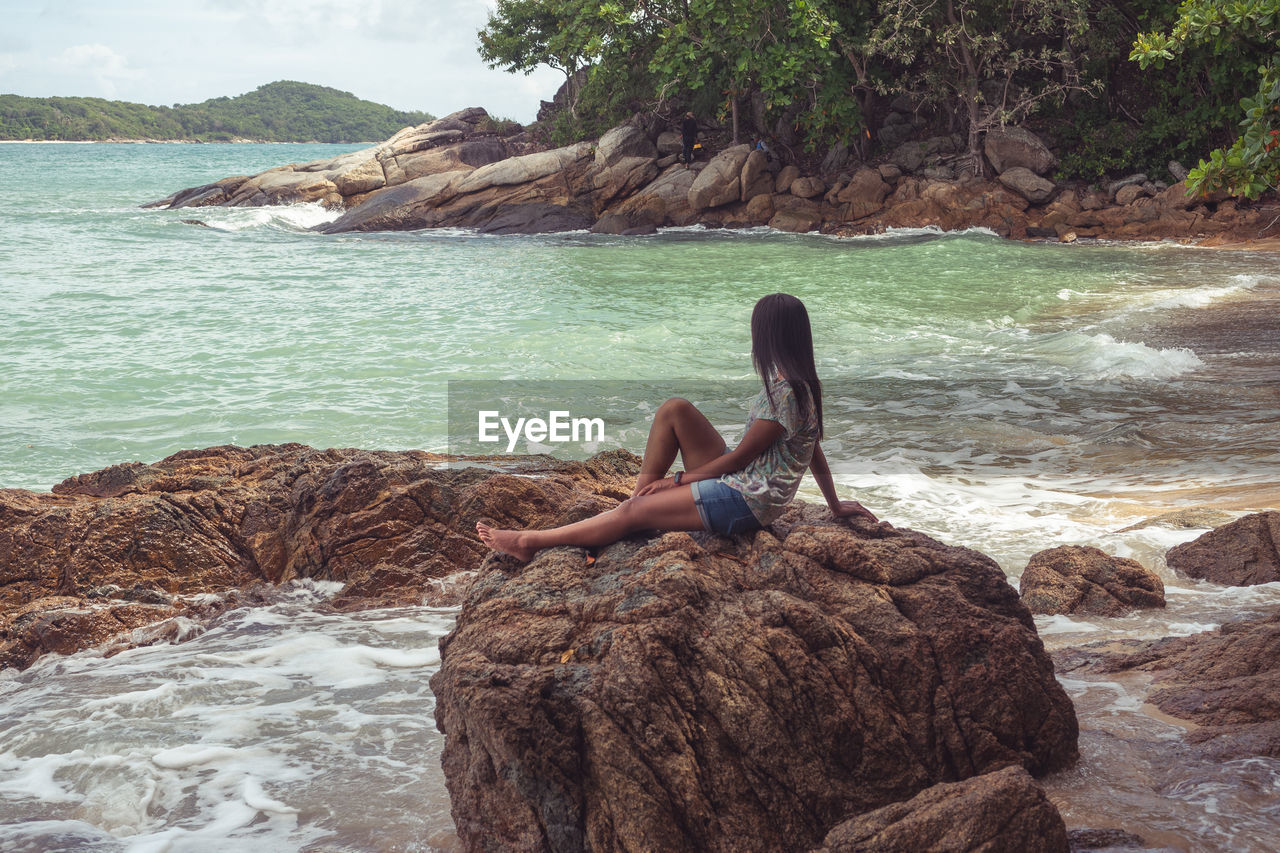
[866,0,1097,170]
[0,82,434,143]
[1131,0,1280,198]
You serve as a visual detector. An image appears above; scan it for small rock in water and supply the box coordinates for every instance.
[1116,508,1237,533]
[1067,827,1147,850]
[1019,545,1165,616]
[179,218,210,227]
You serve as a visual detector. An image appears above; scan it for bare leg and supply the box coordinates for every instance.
[632,397,727,497]
[477,485,703,563]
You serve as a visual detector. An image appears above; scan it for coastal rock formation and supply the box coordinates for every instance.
[1056,611,1280,760]
[145,113,1280,242]
[1019,545,1165,616]
[430,503,1078,852]
[814,766,1068,853]
[0,444,639,670]
[1165,511,1280,586]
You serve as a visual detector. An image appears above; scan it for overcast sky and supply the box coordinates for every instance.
[0,0,565,123]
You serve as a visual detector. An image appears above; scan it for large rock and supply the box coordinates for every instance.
[607,164,699,227]
[789,175,826,199]
[740,149,774,201]
[983,127,1056,176]
[594,124,658,169]
[775,164,801,194]
[1057,611,1280,760]
[837,168,892,220]
[1166,511,1280,586]
[431,505,1079,852]
[999,167,1056,204]
[0,445,641,670]
[815,766,1068,853]
[592,155,660,212]
[1019,545,1165,616]
[688,144,752,211]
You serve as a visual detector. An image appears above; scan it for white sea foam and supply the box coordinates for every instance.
[1035,615,1103,635]
[1032,330,1203,379]
[199,202,342,233]
[0,597,459,851]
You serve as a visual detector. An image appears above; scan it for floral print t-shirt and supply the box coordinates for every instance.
[720,376,819,524]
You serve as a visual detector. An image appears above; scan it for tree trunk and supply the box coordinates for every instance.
[731,94,740,145]
[967,85,985,180]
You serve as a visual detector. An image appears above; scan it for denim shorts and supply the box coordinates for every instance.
[690,479,762,536]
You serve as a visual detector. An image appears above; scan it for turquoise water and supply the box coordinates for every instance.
[3,143,1280,850]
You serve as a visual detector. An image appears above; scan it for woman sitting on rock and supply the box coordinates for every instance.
[476,293,878,562]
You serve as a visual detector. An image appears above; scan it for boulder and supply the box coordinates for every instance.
[592,155,659,212]
[595,124,658,170]
[740,149,774,201]
[775,164,801,194]
[455,142,593,195]
[1106,174,1148,201]
[837,168,892,220]
[769,206,823,233]
[1057,610,1280,761]
[1019,546,1165,616]
[999,167,1056,204]
[656,130,683,156]
[743,192,776,223]
[688,144,752,211]
[983,127,1056,176]
[1158,181,1196,211]
[814,766,1068,853]
[1115,184,1151,206]
[0,445,642,670]
[318,170,470,233]
[609,164,699,226]
[790,176,826,199]
[431,505,1079,852]
[1166,511,1280,586]
[1168,160,1189,183]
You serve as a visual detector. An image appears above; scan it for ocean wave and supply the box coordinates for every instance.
[1033,330,1203,380]
[187,202,342,233]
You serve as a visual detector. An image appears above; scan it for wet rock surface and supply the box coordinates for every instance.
[0,444,639,670]
[1165,510,1280,586]
[1054,611,1280,760]
[1019,545,1165,616]
[814,765,1069,853]
[430,502,1078,852]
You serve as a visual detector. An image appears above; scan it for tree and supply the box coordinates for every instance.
[1131,0,1280,199]
[865,0,1096,177]
[478,0,603,117]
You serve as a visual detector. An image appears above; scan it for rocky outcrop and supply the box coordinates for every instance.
[0,444,640,670]
[1019,545,1165,616]
[1056,611,1280,761]
[1165,511,1280,586]
[145,113,1280,243]
[814,766,1069,853]
[430,503,1078,852]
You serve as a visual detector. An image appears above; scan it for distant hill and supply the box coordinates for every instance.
[0,81,435,143]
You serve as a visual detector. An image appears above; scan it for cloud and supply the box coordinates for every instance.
[54,43,141,96]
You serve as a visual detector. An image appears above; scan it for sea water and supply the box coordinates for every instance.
[2,143,1279,850]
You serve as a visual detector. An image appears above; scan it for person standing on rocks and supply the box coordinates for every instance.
[476,293,878,562]
[681,112,699,167]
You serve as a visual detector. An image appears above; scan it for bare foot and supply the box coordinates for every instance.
[476,522,537,563]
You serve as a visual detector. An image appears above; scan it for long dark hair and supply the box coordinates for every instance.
[750,293,823,438]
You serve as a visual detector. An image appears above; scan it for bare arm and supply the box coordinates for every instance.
[810,443,878,521]
[634,417,783,496]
